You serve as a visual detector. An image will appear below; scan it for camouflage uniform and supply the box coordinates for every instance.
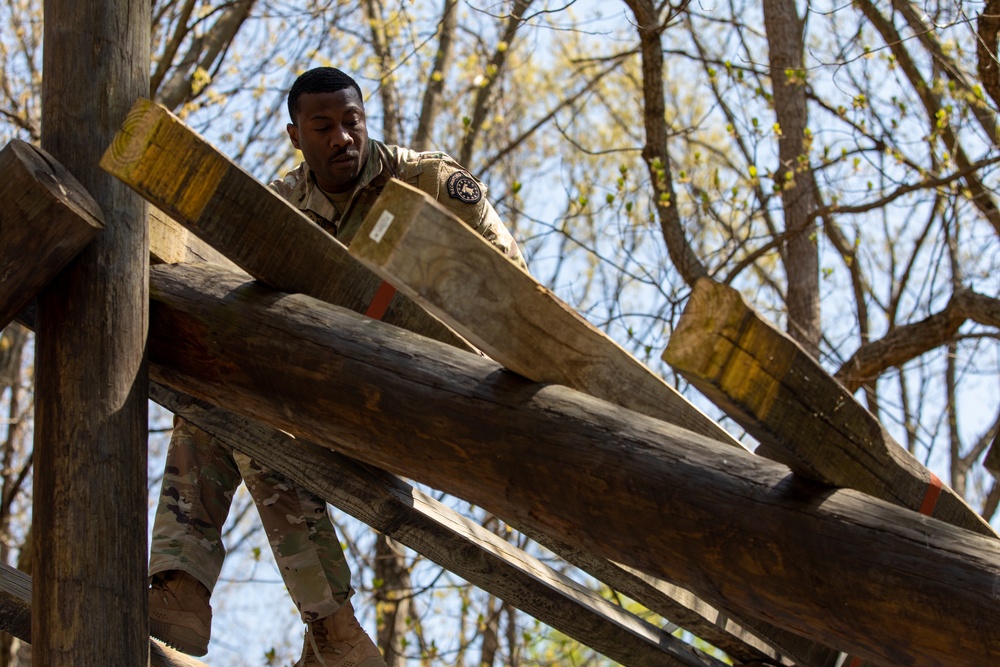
[149,139,525,622]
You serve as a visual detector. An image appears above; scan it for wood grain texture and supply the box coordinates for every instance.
[101,98,469,350]
[0,562,31,643]
[148,261,1000,667]
[663,277,996,538]
[149,206,239,269]
[349,179,741,447]
[0,139,104,328]
[514,527,833,667]
[36,1,151,664]
[150,384,724,667]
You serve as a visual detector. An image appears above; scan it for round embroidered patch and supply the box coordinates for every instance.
[446,171,482,204]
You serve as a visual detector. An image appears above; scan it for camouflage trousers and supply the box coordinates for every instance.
[149,417,353,622]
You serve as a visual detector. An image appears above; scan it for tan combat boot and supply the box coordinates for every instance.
[148,570,213,656]
[296,600,387,667]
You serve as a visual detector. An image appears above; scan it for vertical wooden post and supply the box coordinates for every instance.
[35,1,150,664]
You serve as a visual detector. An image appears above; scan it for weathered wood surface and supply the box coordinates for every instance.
[150,384,724,667]
[0,562,207,667]
[101,97,469,350]
[0,139,104,329]
[149,206,238,269]
[663,277,996,538]
[516,528,840,667]
[150,642,212,667]
[349,179,739,447]
[148,261,1000,667]
[0,562,31,643]
[347,180,837,666]
[99,111,791,663]
[515,528,790,666]
[36,1,151,664]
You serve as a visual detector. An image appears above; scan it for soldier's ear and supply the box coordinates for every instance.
[287,123,301,149]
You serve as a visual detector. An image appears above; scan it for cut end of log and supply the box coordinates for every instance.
[5,139,105,229]
[101,98,227,224]
[348,178,424,266]
[662,277,747,379]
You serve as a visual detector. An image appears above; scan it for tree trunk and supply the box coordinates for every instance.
[374,534,412,666]
[762,0,821,356]
[622,0,708,285]
[413,0,459,151]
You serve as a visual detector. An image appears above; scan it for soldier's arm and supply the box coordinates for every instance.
[415,158,528,272]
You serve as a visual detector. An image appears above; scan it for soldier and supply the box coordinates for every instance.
[148,67,526,667]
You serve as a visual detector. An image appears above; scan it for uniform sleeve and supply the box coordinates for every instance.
[416,158,528,272]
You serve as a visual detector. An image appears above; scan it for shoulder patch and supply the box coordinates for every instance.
[446,171,482,204]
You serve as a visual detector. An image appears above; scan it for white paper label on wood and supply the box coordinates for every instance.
[369,210,395,243]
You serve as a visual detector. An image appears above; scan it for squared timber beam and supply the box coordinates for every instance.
[101,98,468,349]
[663,277,996,538]
[348,178,741,447]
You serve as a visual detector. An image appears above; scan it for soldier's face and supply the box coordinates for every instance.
[287,88,370,194]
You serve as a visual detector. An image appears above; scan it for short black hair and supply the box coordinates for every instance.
[287,68,365,123]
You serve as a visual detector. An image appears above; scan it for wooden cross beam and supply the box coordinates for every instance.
[148,260,1000,667]
[149,383,729,667]
[100,102,798,663]
[348,179,740,447]
[662,277,996,538]
[0,140,104,330]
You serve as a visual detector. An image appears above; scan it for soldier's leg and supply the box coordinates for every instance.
[150,416,243,590]
[236,454,384,667]
[149,416,244,655]
[235,453,353,622]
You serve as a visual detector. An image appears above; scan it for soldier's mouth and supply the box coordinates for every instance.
[329,151,358,164]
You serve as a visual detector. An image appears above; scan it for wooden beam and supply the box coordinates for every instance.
[0,563,207,667]
[101,109,766,661]
[149,384,726,667]
[516,528,837,667]
[148,206,238,269]
[348,179,740,447]
[0,140,104,329]
[662,277,996,538]
[148,261,1000,667]
[346,180,837,665]
[36,0,150,664]
[118,134,821,664]
[0,563,31,643]
[100,98,469,350]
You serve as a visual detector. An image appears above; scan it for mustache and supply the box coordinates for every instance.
[330,148,360,160]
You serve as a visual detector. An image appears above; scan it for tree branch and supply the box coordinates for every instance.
[156,0,256,111]
[835,288,1000,393]
[459,0,533,167]
[413,0,458,151]
[623,0,708,286]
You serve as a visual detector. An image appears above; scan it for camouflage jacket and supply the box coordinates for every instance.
[270,139,527,270]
